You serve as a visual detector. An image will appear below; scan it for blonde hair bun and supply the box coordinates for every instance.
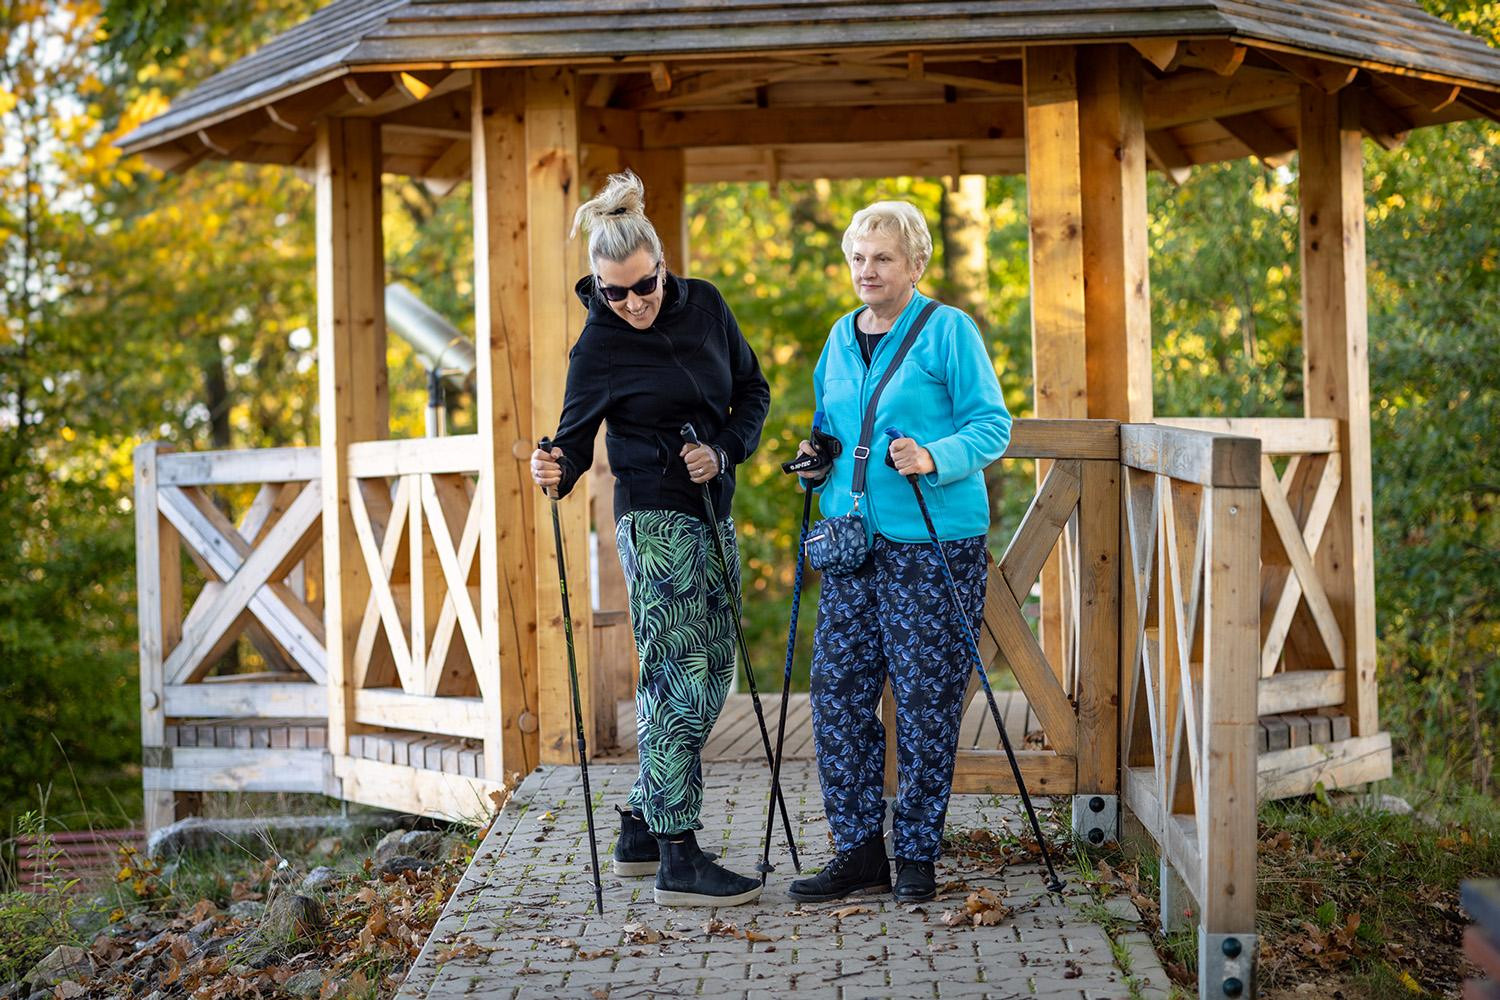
[570,170,663,266]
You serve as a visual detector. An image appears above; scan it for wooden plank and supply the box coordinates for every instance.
[134,443,177,831]
[1199,484,1259,934]
[346,435,484,477]
[335,755,499,824]
[1144,67,1300,130]
[143,748,330,794]
[1299,85,1379,738]
[996,460,1080,602]
[1080,46,1151,423]
[1118,423,1260,487]
[1264,51,1359,94]
[1001,418,1119,460]
[1257,732,1392,800]
[347,476,416,689]
[1215,111,1295,166]
[1154,417,1337,455]
[164,682,324,719]
[1261,452,1341,675]
[317,116,387,761]
[1377,71,1460,112]
[1281,713,1310,748]
[1257,670,1344,716]
[526,66,596,765]
[157,446,320,486]
[353,688,488,740]
[1074,459,1119,794]
[1304,713,1332,744]
[471,68,541,785]
[423,475,488,698]
[1262,714,1290,751]
[983,589,1077,757]
[950,750,1076,796]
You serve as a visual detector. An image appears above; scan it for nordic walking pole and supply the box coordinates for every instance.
[883,427,1066,895]
[680,423,801,873]
[757,411,839,884]
[538,437,606,914]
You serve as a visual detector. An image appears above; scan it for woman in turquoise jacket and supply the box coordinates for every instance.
[787,200,1011,905]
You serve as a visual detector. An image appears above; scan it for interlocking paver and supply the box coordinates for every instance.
[398,760,1168,999]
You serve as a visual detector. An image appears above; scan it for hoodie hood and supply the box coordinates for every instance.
[573,270,689,329]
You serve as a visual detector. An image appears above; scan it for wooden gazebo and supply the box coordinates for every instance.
[121,3,1500,995]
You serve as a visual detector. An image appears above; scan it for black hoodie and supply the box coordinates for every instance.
[550,271,770,523]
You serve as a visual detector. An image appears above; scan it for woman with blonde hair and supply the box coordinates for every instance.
[530,170,770,907]
[789,200,1012,905]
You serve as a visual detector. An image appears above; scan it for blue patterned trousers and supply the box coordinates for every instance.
[810,533,988,862]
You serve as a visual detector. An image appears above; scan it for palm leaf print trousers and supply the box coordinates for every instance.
[616,510,739,836]
[810,533,988,862]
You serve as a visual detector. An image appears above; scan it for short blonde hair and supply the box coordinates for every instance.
[570,169,664,266]
[841,200,933,272]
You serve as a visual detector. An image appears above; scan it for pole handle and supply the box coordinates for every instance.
[679,422,700,446]
[882,426,918,482]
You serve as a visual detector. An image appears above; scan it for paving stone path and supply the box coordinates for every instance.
[399,760,1171,999]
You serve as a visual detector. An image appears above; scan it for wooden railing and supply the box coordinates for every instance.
[1118,423,1260,951]
[134,443,329,831]
[1159,417,1391,798]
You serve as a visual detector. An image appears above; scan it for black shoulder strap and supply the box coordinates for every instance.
[850,300,940,496]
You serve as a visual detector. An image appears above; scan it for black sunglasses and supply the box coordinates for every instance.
[595,264,661,302]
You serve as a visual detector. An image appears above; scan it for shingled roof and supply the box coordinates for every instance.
[120,0,1500,157]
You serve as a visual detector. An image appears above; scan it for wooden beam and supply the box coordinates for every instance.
[1257,732,1392,800]
[1144,128,1192,184]
[1264,51,1358,94]
[196,108,271,157]
[1145,68,1300,130]
[344,74,394,106]
[1130,38,1181,73]
[472,69,540,781]
[1458,88,1500,126]
[907,51,924,81]
[624,148,688,274]
[1298,85,1379,739]
[1378,72,1461,113]
[638,100,1023,149]
[650,61,673,93]
[1355,90,1413,150]
[316,117,387,762]
[1180,40,1245,77]
[1024,45,1087,673]
[1215,112,1295,167]
[267,80,355,132]
[1119,424,1260,488]
[1079,45,1152,422]
[393,70,452,104]
[525,67,596,764]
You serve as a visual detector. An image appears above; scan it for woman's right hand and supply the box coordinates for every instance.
[795,439,829,481]
[531,446,564,493]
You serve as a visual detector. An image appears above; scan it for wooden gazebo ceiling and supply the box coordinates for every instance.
[119,1,1500,186]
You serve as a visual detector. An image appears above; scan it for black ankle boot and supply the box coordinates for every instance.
[613,807,658,877]
[787,834,891,902]
[893,857,936,902]
[654,831,762,907]
[613,807,720,877]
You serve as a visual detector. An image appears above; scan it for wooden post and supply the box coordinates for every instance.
[526,67,597,764]
[1079,45,1152,422]
[136,443,183,831]
[1075,458,1120,794]
[1200,484,1259,936]
[316,117,387,770]
[1298,86,1378,737]
[628,148,689,276]
[1025,45,1088,681]
[472,68,541,783]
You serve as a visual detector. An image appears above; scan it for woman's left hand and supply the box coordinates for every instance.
[679,442,721,484]
[887,437,935,477]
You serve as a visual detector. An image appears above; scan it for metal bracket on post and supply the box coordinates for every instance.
[1071,793,1118,847]
[1200,932,1257,998]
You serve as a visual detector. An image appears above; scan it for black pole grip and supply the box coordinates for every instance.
[679,422,700,446]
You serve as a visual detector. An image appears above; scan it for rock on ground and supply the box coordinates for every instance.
[24,945,93,987]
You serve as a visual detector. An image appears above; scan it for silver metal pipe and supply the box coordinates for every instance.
[384,282,477,394]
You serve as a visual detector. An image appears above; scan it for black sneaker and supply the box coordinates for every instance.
[786,834,891,902]
[893,857,936,902]
[654,831,762,907]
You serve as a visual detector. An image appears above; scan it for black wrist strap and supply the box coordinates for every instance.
[849,301,940,497]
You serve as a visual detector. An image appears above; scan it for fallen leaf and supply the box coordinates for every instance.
[578,948,615,960]
[622,922,661,944]
[830,904,871,919]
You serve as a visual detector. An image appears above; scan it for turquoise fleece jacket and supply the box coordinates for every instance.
[812,290,1012,543]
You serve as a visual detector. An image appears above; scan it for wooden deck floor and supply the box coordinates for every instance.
[602,689,1038,762]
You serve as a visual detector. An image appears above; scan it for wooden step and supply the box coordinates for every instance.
[1255,709,1350,752]
[348,731,485,779]
[166,717,326,749]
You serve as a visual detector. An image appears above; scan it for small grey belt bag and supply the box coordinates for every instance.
[805,301,939,575]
